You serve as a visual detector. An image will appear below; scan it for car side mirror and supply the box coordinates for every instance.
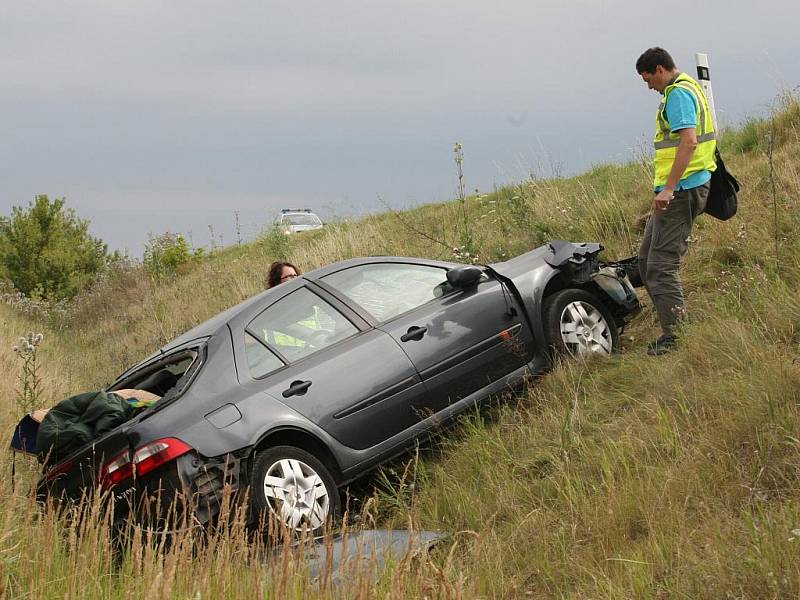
[446,266,483,289]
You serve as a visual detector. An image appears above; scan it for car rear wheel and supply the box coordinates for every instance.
[250,446,340,534]
[543,288,618,358]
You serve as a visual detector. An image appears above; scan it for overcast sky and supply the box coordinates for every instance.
[1,1,797,254]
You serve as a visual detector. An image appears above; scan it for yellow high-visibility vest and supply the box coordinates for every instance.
[653,73,717,188]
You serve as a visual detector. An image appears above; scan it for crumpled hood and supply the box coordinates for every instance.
[485,241,609,347]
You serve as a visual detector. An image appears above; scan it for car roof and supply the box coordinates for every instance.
[302,255,457,280]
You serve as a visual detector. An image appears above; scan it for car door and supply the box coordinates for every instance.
[318,262,533,418]
[237,285,425,450]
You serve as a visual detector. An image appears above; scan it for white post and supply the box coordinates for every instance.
[695,52,719,133]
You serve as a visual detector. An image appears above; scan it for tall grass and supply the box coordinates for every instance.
[0,95,798,597]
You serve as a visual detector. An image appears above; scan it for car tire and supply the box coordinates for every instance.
[249,445,341,534]
[542,288,619,358]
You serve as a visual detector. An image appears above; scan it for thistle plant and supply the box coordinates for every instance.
[453,141,476,261]
[12,332,44,414]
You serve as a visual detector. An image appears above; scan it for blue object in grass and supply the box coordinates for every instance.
[11,414,41,455]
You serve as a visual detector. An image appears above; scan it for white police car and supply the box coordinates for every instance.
[274,209,324,234]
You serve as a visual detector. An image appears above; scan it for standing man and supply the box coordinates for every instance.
[636,47,717,355]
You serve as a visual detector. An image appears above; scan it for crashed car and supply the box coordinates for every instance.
[33,240,639,532]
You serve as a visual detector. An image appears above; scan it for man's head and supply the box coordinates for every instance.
[636,47,678,94]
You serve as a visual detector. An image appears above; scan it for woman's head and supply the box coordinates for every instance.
[266,261,300,288]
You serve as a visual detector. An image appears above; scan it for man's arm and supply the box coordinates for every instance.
[653,127,698,210]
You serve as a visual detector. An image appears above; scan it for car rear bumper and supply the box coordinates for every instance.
[124,451,245,526]
[37,449,247,528]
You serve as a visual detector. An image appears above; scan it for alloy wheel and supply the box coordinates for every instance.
[559,300,612,356]
[262,458,330,531]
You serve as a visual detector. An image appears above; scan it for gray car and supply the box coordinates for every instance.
[36,240,639,533]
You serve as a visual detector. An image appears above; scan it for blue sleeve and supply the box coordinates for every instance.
[665,87,697,132]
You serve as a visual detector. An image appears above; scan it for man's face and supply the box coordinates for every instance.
[640,65,669,94]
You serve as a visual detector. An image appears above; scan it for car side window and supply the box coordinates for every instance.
[321,264,449,323]
[247,287,359,363]
[244,332,284,378]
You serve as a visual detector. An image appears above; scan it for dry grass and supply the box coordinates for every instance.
[0,95,798,598]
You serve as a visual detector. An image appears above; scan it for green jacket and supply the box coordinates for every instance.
[36,391,136,465]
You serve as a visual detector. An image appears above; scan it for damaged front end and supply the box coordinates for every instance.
[545,240,641,327]
[489,240,642,356]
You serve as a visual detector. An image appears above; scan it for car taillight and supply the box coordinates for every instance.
[133,438,192,477]
[100,438,193,489]
[100,450,133,489]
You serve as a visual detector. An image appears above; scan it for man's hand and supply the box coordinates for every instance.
[653,187,674,211]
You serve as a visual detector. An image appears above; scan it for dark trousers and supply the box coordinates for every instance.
[638,183,709,336]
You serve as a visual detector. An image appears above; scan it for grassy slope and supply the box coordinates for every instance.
[0,97,798,598]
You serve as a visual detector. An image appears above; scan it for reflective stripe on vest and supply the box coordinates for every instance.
[652,73,717,188]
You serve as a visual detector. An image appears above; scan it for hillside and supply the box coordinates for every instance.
[0,96,798,598]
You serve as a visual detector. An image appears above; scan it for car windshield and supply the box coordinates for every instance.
[322,263,448,323]
[283,213,321,226]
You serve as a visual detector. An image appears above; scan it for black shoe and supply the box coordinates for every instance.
[647,335,677,356]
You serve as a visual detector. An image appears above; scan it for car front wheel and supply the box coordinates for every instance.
[250,446,340,534]
[542,288,619,358]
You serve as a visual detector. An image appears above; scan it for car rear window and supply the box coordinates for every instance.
[108,348,200,403]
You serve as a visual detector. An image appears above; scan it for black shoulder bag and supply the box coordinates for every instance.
[705,148,740,220]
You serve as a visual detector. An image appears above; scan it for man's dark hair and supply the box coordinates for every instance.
[636,47,676,74]
[265,260,301,288]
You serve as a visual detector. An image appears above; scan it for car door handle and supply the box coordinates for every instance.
[400,326,428,342]
[282,380,312,398]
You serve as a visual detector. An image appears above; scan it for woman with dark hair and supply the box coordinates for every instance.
[266,261,301,288]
